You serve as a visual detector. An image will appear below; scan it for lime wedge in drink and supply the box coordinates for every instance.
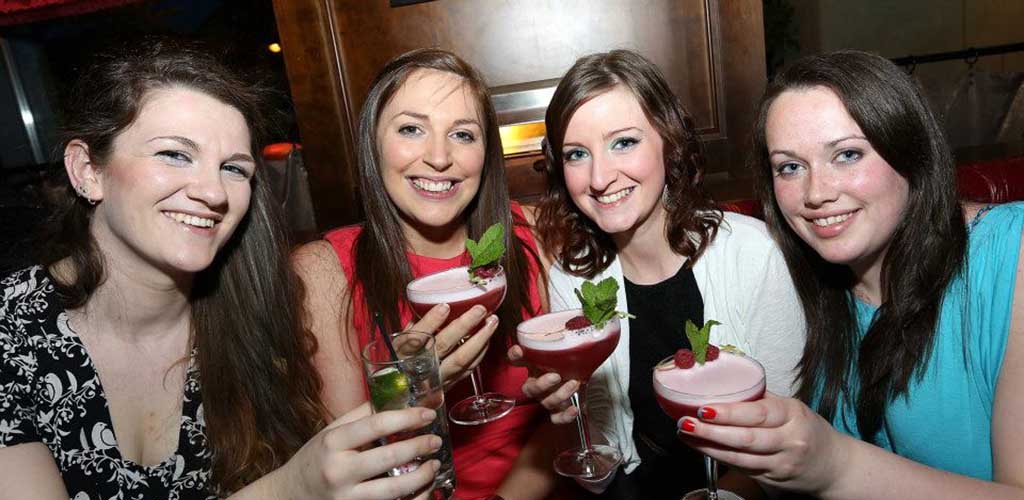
[369,366,411,411]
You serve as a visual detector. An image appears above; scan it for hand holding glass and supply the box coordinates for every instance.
[406,265,513,426]
[362,330,455,499]
[653,351,766,500]
[516,309,623,480]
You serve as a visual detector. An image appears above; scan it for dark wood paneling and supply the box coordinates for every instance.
[273,0,767,228]
[272,0,360,228]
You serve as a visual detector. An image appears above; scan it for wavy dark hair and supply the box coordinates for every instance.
[352,48,542,346]
[750,50,966,442]
[36,37,326,493]
[536,49,721,278]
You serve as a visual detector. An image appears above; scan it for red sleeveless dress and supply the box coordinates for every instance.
[324,204,544,500]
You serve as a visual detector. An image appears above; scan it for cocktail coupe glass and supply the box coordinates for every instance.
[362,330,455,499]
[653,351,766,500]
[516,309,623,479]
[406,265,513,425]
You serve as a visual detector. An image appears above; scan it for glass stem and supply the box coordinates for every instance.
[570,386,593,450]
[705,455,719,500]
[468,366,483,396]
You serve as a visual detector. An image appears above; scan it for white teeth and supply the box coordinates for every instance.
[166,212,215,228]
[812,213,852,227]
[412,178,454,192]
[596,187,634,204]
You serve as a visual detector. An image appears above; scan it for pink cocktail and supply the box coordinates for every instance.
[517,309,621,383]
[407,266,507,330]
[516,309,623,480]
[406,265,512,426]
[653,351,766,500]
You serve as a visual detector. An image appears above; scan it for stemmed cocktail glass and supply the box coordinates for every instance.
[653,350,766,500]
[516,309,623,480]
[406,265,513,425]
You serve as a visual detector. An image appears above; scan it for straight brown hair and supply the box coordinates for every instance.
[352,48,542,347]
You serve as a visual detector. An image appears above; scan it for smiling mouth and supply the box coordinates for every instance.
[411,178,456,193]
[595,187,635,204]
[810,211,855,227]
[163,211,216,228]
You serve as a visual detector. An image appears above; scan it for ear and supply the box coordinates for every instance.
[64,140,103,203]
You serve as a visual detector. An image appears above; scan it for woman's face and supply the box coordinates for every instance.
[377,69,486,241]
[85,86,254,278]
[767,85,909,277]
[560,85,666,238]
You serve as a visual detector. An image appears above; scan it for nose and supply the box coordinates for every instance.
[589,152,618,193]
[804,166,839,207]
[423,133,453,171]
[186,164,229,210]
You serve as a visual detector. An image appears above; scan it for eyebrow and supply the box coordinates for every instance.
[391,111,481,128]
[769,134,868,157]
[148,135,254,163]
[603,127,642,141]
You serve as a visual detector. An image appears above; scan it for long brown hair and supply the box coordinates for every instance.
[353,48,541,345]
[37,37,326,493]
[536,50,721,278]
[750,50,966,442]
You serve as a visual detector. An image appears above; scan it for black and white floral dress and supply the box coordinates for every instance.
[0,266,216,499]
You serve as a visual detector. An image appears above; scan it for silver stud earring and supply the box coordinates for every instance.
[77,184,98,205]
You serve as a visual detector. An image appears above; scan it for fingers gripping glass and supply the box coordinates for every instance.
[406,265,515,425]
[516,310,624,480]
[653,351,766,500]
[362,330,455,498]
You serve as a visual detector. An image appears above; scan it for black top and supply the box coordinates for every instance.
[598,263,707,499]
[0,266,215,500]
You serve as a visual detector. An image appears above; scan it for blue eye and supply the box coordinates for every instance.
[158,150,191,164]
[398,125,423,137]
[836,149,862,163]
[451,130,476,143]
[221,163,252,179]
[774,162,802,177]
[563,148,589,162]
[611,137,639,150]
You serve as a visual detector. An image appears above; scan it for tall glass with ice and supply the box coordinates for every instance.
[362,330,455,499]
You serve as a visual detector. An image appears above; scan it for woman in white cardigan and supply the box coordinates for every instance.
[509,50,806,498]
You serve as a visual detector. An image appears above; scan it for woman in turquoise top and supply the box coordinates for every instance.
[675,51,1024,498]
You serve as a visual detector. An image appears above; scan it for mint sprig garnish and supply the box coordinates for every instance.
[685,319,721,364]
[574,277,634,330]
[467,223,505,284]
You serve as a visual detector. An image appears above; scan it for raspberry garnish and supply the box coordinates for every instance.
[674,348,695,369]
[564,315,592,330]
[473,265,499,279]
[706,344,720,362]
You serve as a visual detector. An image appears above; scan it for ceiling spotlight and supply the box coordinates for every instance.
[268,43,282,53]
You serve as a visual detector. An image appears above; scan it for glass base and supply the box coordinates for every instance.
[553,444,622,480]
[681,488,745,500]
[448,392,515,426]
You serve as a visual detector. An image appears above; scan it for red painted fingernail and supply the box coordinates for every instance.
[699,406,717,420]
[680,418,696,433]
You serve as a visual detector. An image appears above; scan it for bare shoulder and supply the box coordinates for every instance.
[519,202,539,225]
[293,240,347,289]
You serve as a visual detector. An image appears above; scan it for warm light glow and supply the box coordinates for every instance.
[500,121,547,156]
[268,42,282,53]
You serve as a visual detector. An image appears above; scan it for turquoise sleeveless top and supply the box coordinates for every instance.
[828,202,1023,480]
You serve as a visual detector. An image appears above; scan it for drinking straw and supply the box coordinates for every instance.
[373,312,399,361]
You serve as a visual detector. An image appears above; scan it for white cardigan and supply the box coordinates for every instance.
[548,212,806,474]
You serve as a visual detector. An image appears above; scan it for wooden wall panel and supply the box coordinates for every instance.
[274,0,766,228]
